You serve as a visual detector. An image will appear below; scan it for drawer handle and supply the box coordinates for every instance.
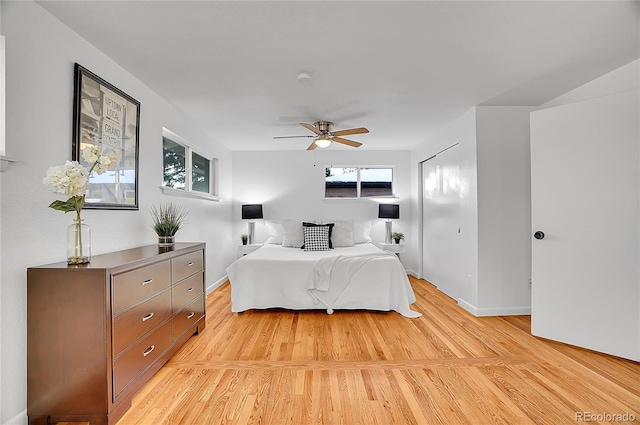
[142,312,155,322]
[142,345,155,357]
[186,312,195,319]
[187,287,194,292]
[142,279,153,286]
[186,262,194,267]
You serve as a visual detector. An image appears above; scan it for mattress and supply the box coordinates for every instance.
[226,243,421,318]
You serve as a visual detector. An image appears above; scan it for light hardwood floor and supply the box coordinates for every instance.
[117,277,639,425]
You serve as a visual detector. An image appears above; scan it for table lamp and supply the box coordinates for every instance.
[378,204,399,244]
[241,204,263,245]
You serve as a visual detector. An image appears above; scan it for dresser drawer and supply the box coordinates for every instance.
[113,289,172,354]
[172,272,203,314]
[113,260,171,313]
[173,295,205,340]
[113,320,172,397]
[171,250,203,283]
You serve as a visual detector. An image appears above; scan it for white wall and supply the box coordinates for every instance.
[0,2,233,422]
[411,106,533,315]
[475,106,534,314]
[231,149,414,270]
[541,59,639,109]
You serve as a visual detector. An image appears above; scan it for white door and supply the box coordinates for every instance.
[530,90,639,361]
[421,145,461,299]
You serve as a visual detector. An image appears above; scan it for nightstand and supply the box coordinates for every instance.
[237,244,263,258]
[379,243,405,255]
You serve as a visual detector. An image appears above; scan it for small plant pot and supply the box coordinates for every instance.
[394,239,401,244]
[158,236,175,247]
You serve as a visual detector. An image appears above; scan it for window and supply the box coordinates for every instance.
[191,151,210,194]
[325,167,394,198]
[161,128,218,200]
[162,137,186,189]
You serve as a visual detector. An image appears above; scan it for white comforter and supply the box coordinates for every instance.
[226,244,421,318]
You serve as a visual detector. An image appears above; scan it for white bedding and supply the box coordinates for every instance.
[226,243,421,318]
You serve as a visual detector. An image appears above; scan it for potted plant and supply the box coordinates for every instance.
[392,232,404,244]
[241,234,248,245]
[150,202,189,247]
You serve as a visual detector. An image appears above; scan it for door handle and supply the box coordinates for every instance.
[534,231,545,240]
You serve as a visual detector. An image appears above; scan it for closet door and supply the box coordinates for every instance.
[530,90,639,361]
[421,145,461,299]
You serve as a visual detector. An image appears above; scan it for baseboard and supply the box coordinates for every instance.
[206,274,228,294]
[458,298,531,317]
[4,409,27,425]
[406,269,419,279]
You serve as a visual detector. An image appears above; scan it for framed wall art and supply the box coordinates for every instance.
[72,63,140,210]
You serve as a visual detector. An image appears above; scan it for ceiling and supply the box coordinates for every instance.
[37,1,639,152]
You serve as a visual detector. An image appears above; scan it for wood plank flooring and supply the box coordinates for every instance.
[117,277,639,425]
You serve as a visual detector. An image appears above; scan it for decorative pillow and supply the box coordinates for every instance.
[302,224,332,251]
[264,221,284,244]
[321,218,355,247]
[353,221,372,244]
[301,222,334,249]
[281,218,305,248]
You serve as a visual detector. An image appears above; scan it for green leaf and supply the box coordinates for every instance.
[48,200,76,213]
[74,195,85,211]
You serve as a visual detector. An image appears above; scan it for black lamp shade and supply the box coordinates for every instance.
[242,204,263,220]
[378,204,399,219]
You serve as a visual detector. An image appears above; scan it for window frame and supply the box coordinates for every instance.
[324,166,397,200]
[161,128,219,201]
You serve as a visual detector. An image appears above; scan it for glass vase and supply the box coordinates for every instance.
[67,219,91,265]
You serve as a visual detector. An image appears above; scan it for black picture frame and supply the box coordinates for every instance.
[72,63,140,210]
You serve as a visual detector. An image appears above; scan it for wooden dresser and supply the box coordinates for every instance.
[27,243,206,425]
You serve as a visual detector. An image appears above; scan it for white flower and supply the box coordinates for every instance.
[44,145,121,220]
[82,145,120,175]
[82,145,100,164]
[43,161,88,198]
[94,150,120,175]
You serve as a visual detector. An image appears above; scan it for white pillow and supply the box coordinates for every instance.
[281,218,305,248]
[321,218,355,247]
[264,222,284,244]
[353,221,372,244]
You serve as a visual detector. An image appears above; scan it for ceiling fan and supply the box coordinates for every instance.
[273,121,369,150]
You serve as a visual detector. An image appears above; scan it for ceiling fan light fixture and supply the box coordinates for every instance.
[274,121,367,149]
[315,135,331,148]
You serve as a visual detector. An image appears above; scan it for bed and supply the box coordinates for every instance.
[226,243,421,318]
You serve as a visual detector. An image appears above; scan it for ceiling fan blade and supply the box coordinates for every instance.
[306,141,317,150]
[273,135,314,139]
[331,127,369,137]
[332,137,362,148]
[300,122,322,135]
